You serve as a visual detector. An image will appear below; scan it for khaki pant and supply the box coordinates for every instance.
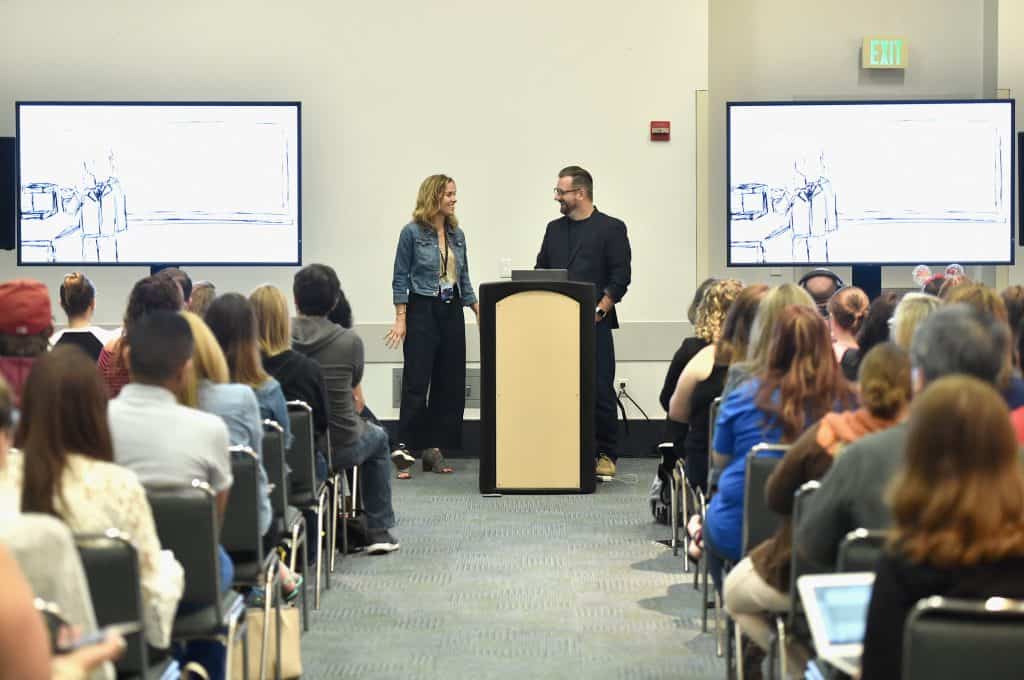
[723,556,790,650]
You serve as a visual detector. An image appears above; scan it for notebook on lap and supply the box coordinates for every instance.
[796,572,875,677]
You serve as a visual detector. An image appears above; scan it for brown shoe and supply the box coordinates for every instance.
[421,448,454,473]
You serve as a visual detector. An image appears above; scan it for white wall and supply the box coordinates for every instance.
[0,0,709,424]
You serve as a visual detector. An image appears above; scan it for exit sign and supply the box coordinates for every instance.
[862,37,907,69]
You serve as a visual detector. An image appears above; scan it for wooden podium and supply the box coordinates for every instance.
[478,280,596,494]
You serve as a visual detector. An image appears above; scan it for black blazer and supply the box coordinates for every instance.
[535,208,632,328]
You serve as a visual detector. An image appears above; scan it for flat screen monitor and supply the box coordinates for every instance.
[727,99,1014,266]
[16,102,301,266]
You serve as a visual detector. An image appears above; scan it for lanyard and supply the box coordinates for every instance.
[439,233,450,278]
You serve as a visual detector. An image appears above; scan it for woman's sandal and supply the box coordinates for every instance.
[422,447,454,473]
[282,572,304,603]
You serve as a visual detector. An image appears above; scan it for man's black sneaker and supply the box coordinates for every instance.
[365,529,400,555]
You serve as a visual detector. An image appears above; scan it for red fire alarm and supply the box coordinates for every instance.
[650,120,670,141]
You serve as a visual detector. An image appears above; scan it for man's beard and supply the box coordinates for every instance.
[559,201,571,215]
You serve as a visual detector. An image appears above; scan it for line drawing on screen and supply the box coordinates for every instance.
[728,103,1012,265]
[18,105,299,265]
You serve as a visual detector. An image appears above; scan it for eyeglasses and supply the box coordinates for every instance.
[553,187,581,197]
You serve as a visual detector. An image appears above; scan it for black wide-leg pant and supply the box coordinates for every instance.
[398,293,466,451]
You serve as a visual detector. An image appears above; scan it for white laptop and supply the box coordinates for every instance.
[797,572,875,677]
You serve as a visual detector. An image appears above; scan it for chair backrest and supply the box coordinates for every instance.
[741,443,788,555]
[262,420,289,519]
[286,400,317,495]
[790,479,821,578]
[836,528,888,572]
[76,532,149,675]
[221,446,264,560]
[0,514,103,643]
[146,482,221,609]
[903,596,1024,680]
[707,396,723,491]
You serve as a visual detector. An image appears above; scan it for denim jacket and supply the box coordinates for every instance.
[391,221,477,305]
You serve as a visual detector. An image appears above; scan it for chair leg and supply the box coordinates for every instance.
[242,627,250,680]
[715,586,724,657]
[299,524,309,632]
[274,566,282,680]
[777,617,787,680]
[329,474,340,574]
[701,548,711,633]
[314,495,324,610]
[681,470,691,573]
[670,468,679,556]
[734,625,744,680]
[322,488,332,591]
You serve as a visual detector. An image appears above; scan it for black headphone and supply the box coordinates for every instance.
[797,268,845,291]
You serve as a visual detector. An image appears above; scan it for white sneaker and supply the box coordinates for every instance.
[366,529,400,555]
[391,449,415,470]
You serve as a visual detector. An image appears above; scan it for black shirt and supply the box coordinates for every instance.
[262,350,330,435]
[55,330,105,362]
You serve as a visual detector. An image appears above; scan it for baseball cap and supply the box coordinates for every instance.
[0,279,52,336]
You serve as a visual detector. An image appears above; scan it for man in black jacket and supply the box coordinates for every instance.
[535,166,632,479]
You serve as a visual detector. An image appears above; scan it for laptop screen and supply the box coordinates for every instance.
[813,584,873,645]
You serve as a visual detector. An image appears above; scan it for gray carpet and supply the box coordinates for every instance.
[300,459,720,679]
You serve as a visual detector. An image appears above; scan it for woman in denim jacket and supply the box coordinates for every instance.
[386,175,478,476]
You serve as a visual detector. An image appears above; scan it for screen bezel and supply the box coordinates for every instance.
[726,98,1016,267]
[15,100,302,267]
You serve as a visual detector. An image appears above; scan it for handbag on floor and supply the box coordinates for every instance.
[230,605,302,679]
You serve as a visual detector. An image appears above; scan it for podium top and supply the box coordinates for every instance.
[511,269,568,282]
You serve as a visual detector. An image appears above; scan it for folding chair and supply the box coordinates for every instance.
[76,531,177,679]
[729,443,786,679]
[263,420,309,632]
[903,596,1024,680]
[768,480,820,679]
[285,401,330,609]
[836,528,887,573]
[147,481,249,680]
[222,446,282,680]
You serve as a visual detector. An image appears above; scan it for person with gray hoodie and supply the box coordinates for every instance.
[291,264,399,554]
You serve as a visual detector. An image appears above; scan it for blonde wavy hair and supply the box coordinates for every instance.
[694,279,744,342]
[412,174,458,229]
[891,293,941,350]
[249,284,291,356]
[177,311,230,408]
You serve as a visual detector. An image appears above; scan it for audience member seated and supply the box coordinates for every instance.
[156,267,192,310]
[889,292,940,350]
[943,284,1024,408]
[189,280,216,317]
[106,311,234,678]
[0,542,126,680]
[861,375,1024,680]
[723,343,911,666]
[0,347,184,649]
[325,281,415,478]
[937,273,969,299]
[722,283,816,399]
[666,279,745,493]
[178,310,302,601]
[827,286,868,381]
[0,279,53,407]
[177,312,272,535]
[291,264,400,554]
[98,275,182,398]
[659,277,719,421]
[1000,284,1024,351]
[798,269,841,318]
[797,305,1010,570]
[705,305,855,588]
[249,284,329,445]
[51,273,115,362]
[855,291,899,360]
[204,294,293,450]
